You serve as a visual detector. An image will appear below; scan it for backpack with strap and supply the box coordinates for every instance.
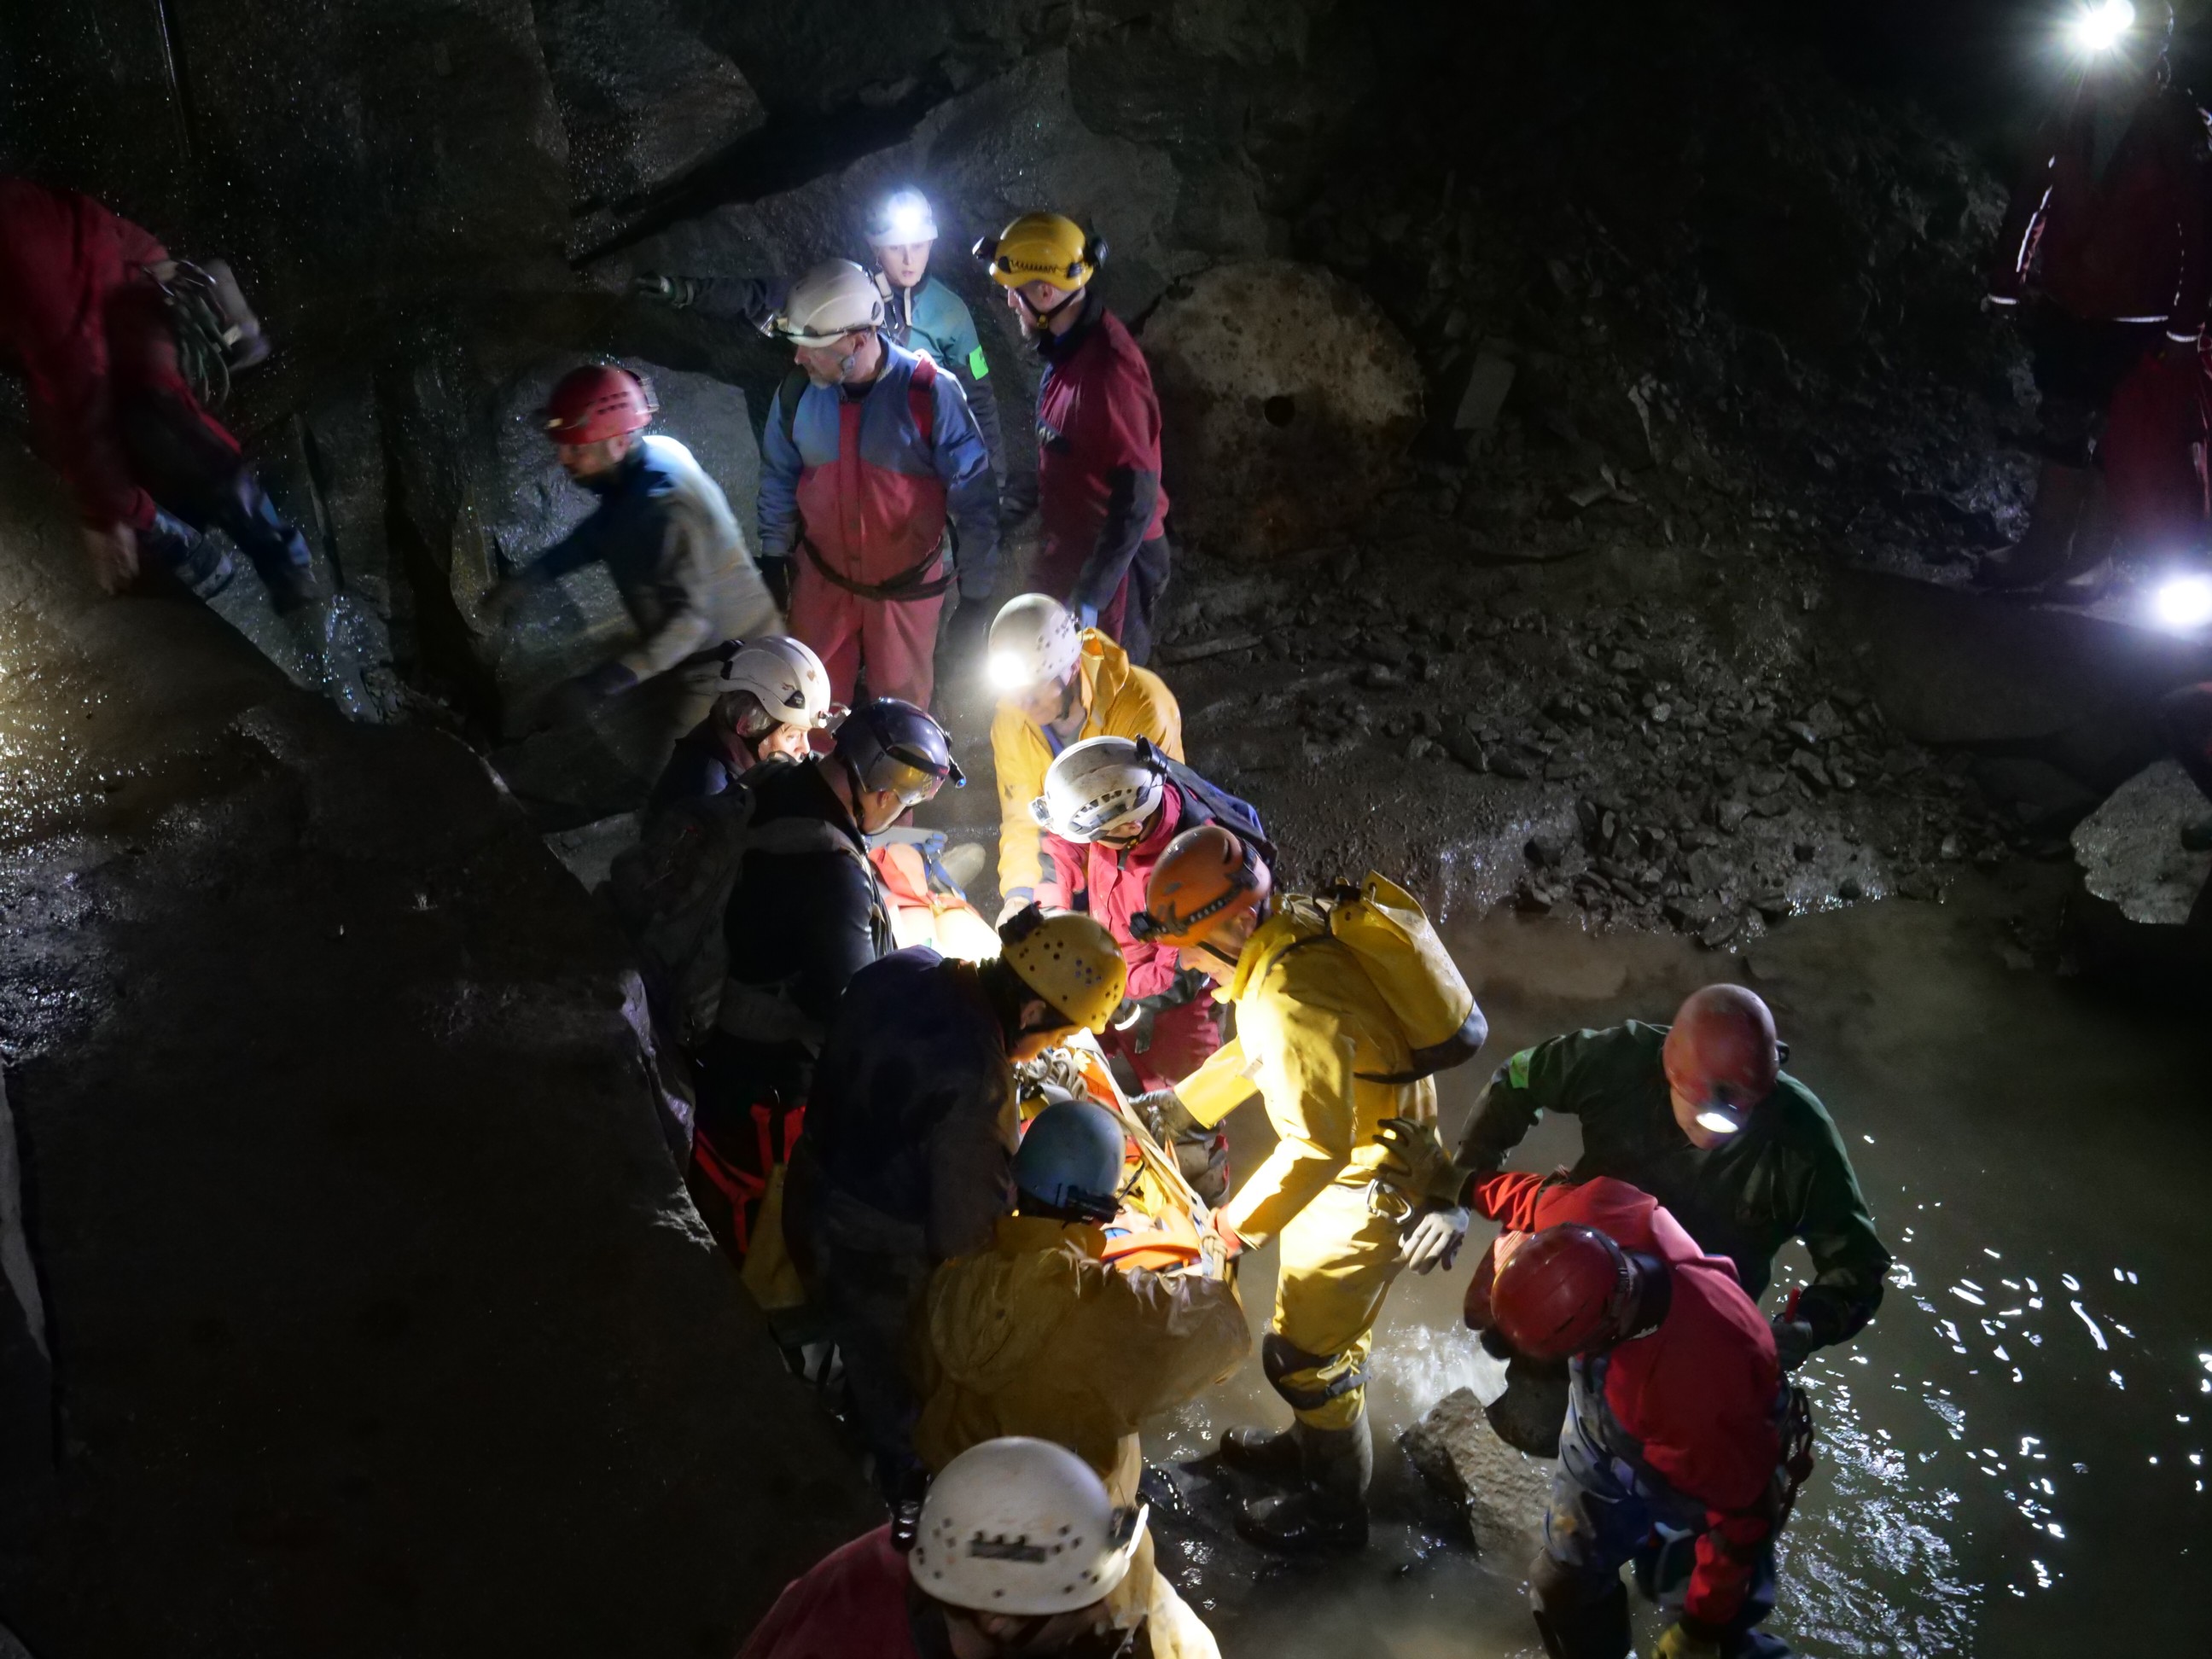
[1132,737,1277,870]
[777,354,951,601]
[606,779,878,1053]
[1261,875,1484,1084]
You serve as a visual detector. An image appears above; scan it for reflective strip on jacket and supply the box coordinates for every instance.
[757,341,999,599]
[988,627,1183,906]
[533,434,782,680]
[1454,1019,1890,1346]
[1173,907,1435,1245]
[1470,1172,1782,1630]
[1990,84,2212,336]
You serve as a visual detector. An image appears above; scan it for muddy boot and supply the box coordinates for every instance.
[1216,1423,1304,1485]
[1530,1558,1632,1659]
[1980,461,2091,589]
[1235,1415,1371,1554]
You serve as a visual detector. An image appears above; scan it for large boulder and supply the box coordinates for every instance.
[2071,760,2212,928]
[534,0,766,230]
[1144,259,1421,559]
[1401,1385,1555,1557]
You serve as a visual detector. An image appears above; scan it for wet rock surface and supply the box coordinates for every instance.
[2070,760,2212,928]
[1401,1386,1554,1558]
[0,487,877,1655]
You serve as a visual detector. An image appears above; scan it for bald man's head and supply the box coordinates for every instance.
[1662,984,1782,1148]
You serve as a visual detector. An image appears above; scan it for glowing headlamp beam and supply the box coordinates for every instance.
[987,651,1036,692]
[1695,1109,1745,1137]
[2152,573,2212,632]
[2072,0,2138,54]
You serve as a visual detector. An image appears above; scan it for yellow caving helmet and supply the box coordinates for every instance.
[999,907,1128,1033]
[974,212,1106,289]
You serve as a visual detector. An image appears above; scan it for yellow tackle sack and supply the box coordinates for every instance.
[1319,873,1484,1083]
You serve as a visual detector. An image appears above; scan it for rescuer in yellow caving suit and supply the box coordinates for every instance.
[1132,825,1486,1554]
[911,1099,1248,1659]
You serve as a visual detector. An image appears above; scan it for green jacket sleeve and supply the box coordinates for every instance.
[1453,1026,1617,1174]
[1788,1110,1892,1346]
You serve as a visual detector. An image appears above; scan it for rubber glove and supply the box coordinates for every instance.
[756,556,792,613]
[1208,1210,1244,1260]
[1372,1117,1467,1206]
[632,272,698,309]
[1132,1088,1196,1144]
[1771,1315,1819,1373]
[1111,997,1158,1053]
[1400,1201,1470,1274]
[1652,1621,1725,1659]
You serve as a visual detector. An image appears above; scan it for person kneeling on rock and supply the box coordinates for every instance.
[481,363,782,783]
[740,1436,1160,1659]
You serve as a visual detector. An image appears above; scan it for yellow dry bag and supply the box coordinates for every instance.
[1321,873,1484,1083]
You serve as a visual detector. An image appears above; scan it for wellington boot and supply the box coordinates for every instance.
[1235,1483,1370,1553]
[1234,1414,1373,1554]
[1981,462,2091,589]
[1217,1423,1304,1486]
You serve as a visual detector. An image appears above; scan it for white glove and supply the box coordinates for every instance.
[1400,1203,1470,1274]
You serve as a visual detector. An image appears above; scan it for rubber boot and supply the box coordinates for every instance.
[1217,1423,1304,1485]
[1529,1577,1632,1659]
[1980,461,2091,589]
[1234,1414,1371,1553]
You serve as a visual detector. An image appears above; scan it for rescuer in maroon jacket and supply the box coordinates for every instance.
[1476,1172,1802,1659]
[1983,0,2212,589]
[0,176,317,612]
[976,212,1172,666]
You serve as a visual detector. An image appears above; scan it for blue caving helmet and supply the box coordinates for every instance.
[1014,1101,1126,1223]
[833,696,964,805]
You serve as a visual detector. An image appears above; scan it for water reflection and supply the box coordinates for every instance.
[1158,889,2212,1656]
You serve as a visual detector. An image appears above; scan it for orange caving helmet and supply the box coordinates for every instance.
[1133,824,1272,950]
[1662,984,1782,1133]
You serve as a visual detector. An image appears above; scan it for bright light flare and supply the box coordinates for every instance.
[2151,573,2212,632]
[1696,1109,1745,1137]
[988,649,1037,691]
[883,206,934,243]
[2072,0,2138,53]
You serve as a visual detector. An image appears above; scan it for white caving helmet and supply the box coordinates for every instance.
[907,1437,1147,1616]
[772,259,886,346]
[1031,735,1164,844]
[724,635,840,731]
[866,188,940,247]
[988,593,1084,693]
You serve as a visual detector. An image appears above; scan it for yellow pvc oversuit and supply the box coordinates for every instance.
[1174,902,1436,1433]
[990,628,1183,909]
[912,1214,1249,1659]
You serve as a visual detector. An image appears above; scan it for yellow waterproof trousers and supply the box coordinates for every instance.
[1269,1179,1407,1432]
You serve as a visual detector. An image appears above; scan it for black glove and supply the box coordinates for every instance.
[539,661,637,728]
[1132,1088,1196,1145]
[632,272,698,309]
[1110,998,1159,1053]
[758,556,792,613]
[1771,1315,1819,1372]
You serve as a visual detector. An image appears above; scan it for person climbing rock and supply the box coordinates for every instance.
[987,592,1184,915]
[1983,0,2211,590]
[684,698,959,1260]
[911,1099,1248,1659]
[1478,1177,1806,1659]
[482,363,782,777]
[1030,735,1272,1202]
[976,212,1171,663]
[756,259,999,710]
[740,1437,1163,1659]
[0,175,317,612]
[648,634,841,812]
[1132,828,1487,1552]
[783,907,1126,1497]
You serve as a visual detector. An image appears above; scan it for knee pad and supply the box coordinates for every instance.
[1260,1331,1368,1413]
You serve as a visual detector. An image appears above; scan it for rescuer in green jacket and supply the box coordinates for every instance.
[1447,984,1891,1369]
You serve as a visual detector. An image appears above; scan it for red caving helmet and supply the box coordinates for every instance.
[541,364,656,445]
[1662,984,1781,1135]
[1490,1224,1637,1360]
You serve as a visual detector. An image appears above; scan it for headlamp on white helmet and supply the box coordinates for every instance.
[867,188,939,247]
[907,1437,1146,1617]
[988,593,1084,693]
[2151,570,2212,632]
